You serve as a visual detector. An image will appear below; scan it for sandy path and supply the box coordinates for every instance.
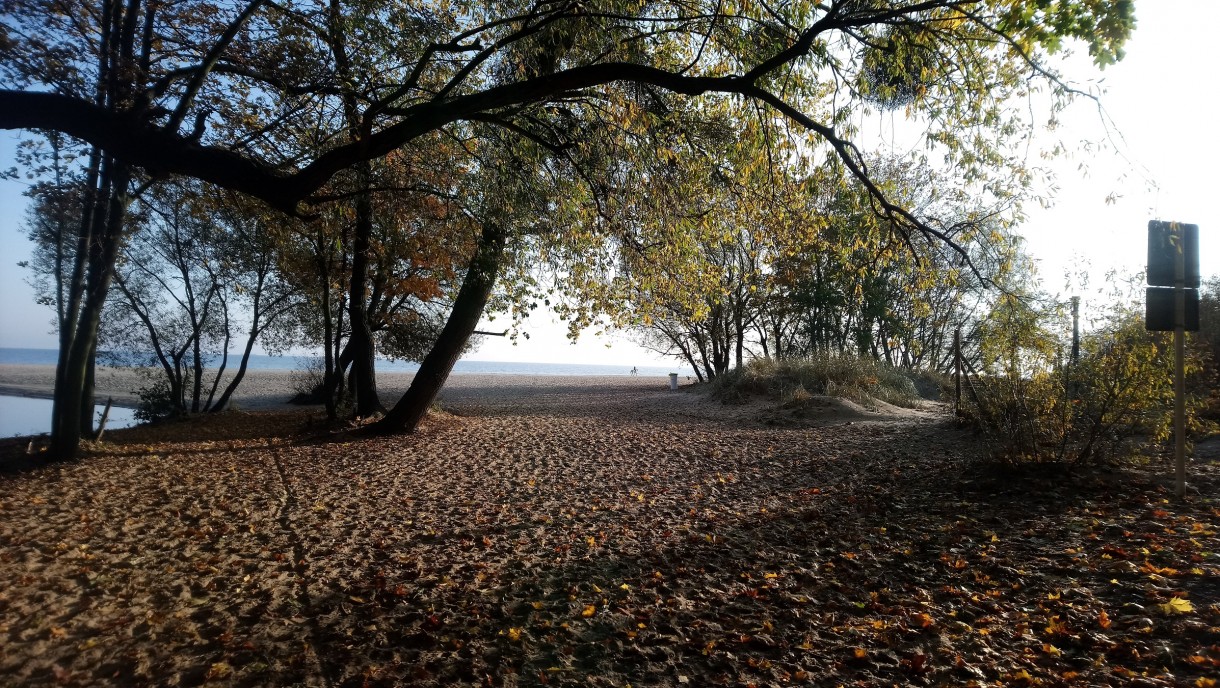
[1,379,1217,687]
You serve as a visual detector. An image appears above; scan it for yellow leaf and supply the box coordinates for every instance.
[852,647,868,659]
[1196,679,1217,688]
[581,605,596,618]
[1009,669,1038,685]
[1160,596,1194,615]
[1044,616,1067,635]
[507,627,522,642]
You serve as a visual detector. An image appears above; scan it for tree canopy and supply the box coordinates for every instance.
[1,0,1134,225]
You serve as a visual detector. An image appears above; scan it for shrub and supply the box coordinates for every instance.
[965,308,1206,465]
[134,373,186,423]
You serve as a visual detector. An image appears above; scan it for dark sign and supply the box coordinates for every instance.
[1145,287,1200,331]
[1147,221,1200,288]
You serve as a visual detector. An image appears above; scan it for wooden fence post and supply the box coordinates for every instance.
[94,397,114,442]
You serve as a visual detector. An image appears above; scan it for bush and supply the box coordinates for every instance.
[134,374,186,423]
[712,355,922,409]
[965,309,1207,465]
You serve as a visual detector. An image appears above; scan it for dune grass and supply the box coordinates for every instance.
[711,355,934,409]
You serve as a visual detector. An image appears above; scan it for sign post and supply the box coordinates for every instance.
[1174,230,1186,500]
[1146,220,1200,499]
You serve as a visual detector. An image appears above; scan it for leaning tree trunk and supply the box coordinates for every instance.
[372,224,507,434]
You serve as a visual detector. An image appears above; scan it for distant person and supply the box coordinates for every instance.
[630,366,638,376]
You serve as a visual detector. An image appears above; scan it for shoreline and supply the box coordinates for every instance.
[0,363,678,412]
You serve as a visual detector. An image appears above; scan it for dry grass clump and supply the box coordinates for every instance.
[713,355,923,409]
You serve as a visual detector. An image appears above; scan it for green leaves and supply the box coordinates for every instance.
[996,0,1136,67]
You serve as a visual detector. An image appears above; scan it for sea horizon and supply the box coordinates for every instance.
[0,347,691,377]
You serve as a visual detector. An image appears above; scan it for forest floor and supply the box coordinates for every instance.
[1,378,1218,687]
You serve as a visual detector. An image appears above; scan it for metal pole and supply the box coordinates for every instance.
[1070,296,1081,365]
[1174,225,1187,498]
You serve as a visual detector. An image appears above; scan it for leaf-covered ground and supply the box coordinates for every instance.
[1,380,1218,687]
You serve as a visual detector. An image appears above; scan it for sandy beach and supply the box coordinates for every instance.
[0,363,676,413]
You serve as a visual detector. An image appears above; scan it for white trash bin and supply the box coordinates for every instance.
[668,373,679,390]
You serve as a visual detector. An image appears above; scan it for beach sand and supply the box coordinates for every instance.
[0,363,677,413]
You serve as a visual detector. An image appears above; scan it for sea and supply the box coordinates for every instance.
[0,348,690,437]
[0,347,685,377]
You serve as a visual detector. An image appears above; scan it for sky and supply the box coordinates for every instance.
[0,0,1215,364]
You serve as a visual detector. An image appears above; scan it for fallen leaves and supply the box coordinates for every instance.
[0,393,1217,687]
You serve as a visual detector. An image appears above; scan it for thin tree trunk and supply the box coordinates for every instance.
[373,224,506,434]
[734,305,745,370]
[317,231,338,418]
[210,334,256,412]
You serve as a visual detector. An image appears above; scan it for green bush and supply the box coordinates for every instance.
[134,374,186,423]
[712,355,922,409]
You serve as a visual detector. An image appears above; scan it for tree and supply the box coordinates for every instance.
[3,0,1137,449]
[103,180,300,417]
[3,0,284,458]
[276,141,476,419]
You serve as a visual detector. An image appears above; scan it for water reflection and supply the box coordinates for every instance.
[1,395,139,438]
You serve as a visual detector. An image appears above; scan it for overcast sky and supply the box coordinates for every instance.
[1,0,1214,364]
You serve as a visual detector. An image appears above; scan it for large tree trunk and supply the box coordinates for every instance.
[346,164,382,417]
[79,352,96,437]
[372,224,506,434]
[49,160,130,460]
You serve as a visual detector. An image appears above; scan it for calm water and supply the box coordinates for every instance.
[0,395,139,438]
[0,348,688,377]
[0,348,691,437]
